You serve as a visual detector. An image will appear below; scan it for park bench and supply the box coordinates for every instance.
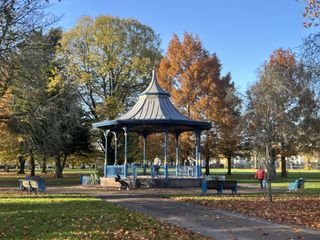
[19,178,46,193]
[207,180,238,194]
[288,178,305,192]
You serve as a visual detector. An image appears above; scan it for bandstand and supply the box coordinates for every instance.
[93,70,211,186]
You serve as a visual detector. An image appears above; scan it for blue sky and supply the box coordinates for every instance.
[49,0,316,93]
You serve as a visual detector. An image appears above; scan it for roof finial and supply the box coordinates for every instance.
[152,68,157,83]
[139,68,170,96]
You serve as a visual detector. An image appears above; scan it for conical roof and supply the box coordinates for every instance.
[119,70,191,121]
[93,70,211,133]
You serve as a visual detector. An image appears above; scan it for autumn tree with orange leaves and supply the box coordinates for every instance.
[158,33,242,175]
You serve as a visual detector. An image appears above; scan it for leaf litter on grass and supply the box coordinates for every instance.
[173,194,320,230]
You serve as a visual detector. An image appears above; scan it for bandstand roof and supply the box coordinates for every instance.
[92,70,212,134]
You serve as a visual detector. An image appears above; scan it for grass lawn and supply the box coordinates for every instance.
[0,192,208,240]
[206,169,320,193]
[0,169,96,188]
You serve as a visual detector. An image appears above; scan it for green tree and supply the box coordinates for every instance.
[0,27,90,178]
[58,16,162,162]
[0,0,54,97]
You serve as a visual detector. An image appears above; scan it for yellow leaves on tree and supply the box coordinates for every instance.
[58,15,161,123]
[302,0,320,27]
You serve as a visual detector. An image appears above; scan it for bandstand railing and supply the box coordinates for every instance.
[105,164,199,178]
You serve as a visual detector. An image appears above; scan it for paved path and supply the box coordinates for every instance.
[7,185,319,240]
[102,192,320,240]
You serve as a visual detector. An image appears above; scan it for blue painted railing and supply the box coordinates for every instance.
[106,165,125,177]
[105,164,200,178]
[176,166,197,177]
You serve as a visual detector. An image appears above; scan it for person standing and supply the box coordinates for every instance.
[255,166,266,189]
[153,156,161,176]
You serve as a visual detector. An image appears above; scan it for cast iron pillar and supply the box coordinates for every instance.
[143,133,148,175]
[111,131,118,165]
[164,128,168,178]
[123,127,128,178]
[175,131,180,176]
[103,130,110,177]
[195,130,201,177]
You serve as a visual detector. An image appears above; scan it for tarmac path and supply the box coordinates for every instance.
[101,191,320,240]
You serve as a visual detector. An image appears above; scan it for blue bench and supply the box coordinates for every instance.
[207,180,238,194]
[19,178,46,193]
[288,178,305,192]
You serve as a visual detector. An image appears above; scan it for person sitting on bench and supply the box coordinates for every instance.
[115,174,129,190]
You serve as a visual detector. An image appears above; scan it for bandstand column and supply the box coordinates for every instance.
[175,132,180,176]
[164,128,168,178]
[195,130,201,177]
[123,127,128,177]
[112,131,118,165]
[143,133,148,175]
[103,130,110,177]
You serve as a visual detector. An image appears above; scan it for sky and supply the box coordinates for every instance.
[49,0,316,93]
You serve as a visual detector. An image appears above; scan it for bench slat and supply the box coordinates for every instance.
[206,180,237,194]
[18,179,46,193]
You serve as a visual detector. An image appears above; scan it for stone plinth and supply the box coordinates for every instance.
[100,177,121,188]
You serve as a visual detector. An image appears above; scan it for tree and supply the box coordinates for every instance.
[58,16,162,162]
[0,27,88,178]
[300,3,320,160]
[246,49,310,201]
[157,33,242,174]
[3,29,61,176]
[301,0,320,28]
[38,80,90,178]
[216,82,242,175]
[0,0,56,174]
[0,0,53,97]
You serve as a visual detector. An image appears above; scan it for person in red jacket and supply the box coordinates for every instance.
[255,166,266,189]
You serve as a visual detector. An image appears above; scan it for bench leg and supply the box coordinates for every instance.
[232,187,237,194]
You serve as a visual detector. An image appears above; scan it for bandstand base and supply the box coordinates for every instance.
[152,177,202,188]
[100,177,121,188]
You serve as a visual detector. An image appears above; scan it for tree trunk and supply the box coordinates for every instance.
[266,146,276,202]
[41,156,47,174]
[227,155,232,175]
[29,149,35,177]
[54,155,63,178]
[267,179,273,202]
[205,156,210,175]
[62,152,68,170]
[281,154,287,177]
[17,155,26,174]
[269,148,277,180]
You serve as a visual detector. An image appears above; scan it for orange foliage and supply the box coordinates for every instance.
[268,48,297,71]
[157,33,241,162]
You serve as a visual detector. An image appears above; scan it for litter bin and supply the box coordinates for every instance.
[80,175,91,185]
[201,178,208,195]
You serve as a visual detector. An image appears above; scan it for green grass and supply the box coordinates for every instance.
[0,193,204,240]
[0,171,89,188]
[207,169,320,182]
[207,169,320,194]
